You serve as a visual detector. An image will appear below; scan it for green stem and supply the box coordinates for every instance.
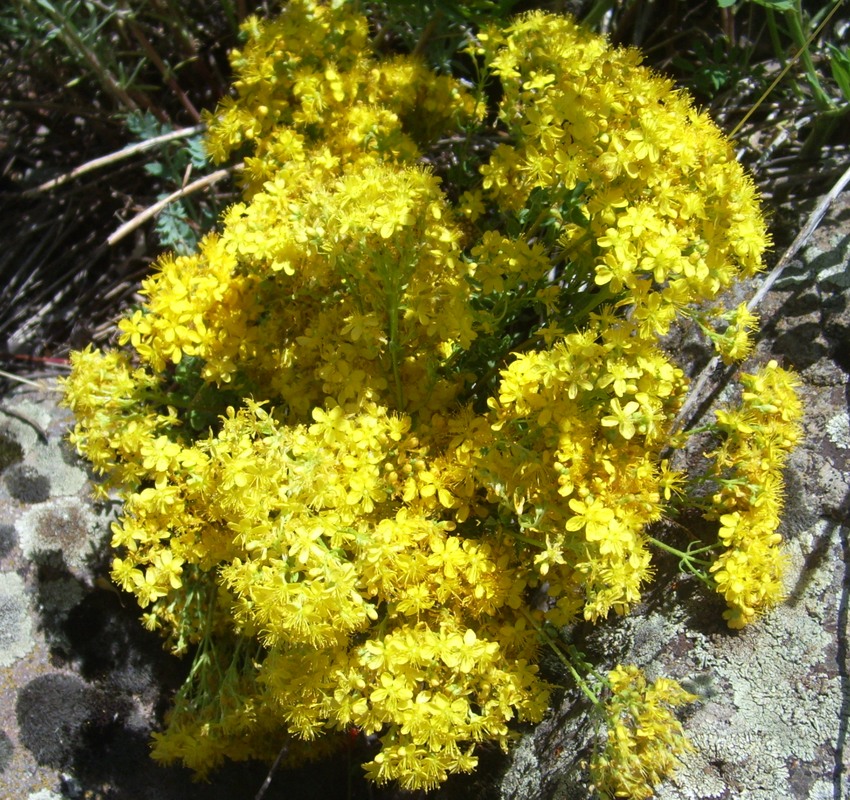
[647,535,717,588]
[570,284,615,325]
[677,422,715,438]
[519,608,601,706]
[765,8,786,65]
[524,206,551,240]
[375,250,406,411]
[509,531,547,549]
[581,0,616,30]
[647,536,716,565]
[388,302,405,412]
[786,2,834,111]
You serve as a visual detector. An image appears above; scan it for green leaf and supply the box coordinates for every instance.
[748,0,796,10]
[828,43,850,105]
[155,199,197,254]
[187,137,208,169]
[125,110,167,140]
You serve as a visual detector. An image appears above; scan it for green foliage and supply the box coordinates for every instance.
[125,111,221,253]
[828,41,850,104]
[672,37,755,96]
[714,0,845,111]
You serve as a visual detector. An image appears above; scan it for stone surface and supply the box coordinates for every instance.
[0,572,32,668]
[1,194,849,800]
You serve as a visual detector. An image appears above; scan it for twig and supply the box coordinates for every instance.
[123,13,202,123]
[671,159,850,435]
[254,743,288,800]
[0,353,70,370]
[107,164,241,246]
[0,368,51,390]
[23,125,205,195]
[747,161,850,312]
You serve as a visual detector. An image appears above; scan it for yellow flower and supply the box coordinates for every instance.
[131,566,167,607]
[567,497,615,541]
[601,398,641,440]
[152,549,185,590]
[370,672,414,716]
[591,665,696,800]
[288,524,326,566]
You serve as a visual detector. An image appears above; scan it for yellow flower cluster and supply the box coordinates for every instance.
[591,665,697,800]
[471,12,769,343]
[481,317,687,624]
[117,161,476,419]
[204,0,475,195]
[707,361,803,628]
[61,2,800,794]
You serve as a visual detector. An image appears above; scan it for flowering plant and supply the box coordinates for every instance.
[62,2,802,795]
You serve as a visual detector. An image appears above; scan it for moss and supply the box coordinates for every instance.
[4,464,50,504]
[16,674,94,768]
[0,430,23,473]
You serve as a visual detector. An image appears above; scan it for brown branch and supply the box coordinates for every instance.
[123,14,202,123]
[106,164,241,246]
[23,125,205,196]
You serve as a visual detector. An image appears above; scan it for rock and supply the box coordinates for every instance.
[0,571,33,668]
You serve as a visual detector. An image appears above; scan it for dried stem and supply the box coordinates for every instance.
[23,125,205,195]
[107,164,241,246]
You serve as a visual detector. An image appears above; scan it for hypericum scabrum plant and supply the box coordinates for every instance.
[62,2,802,795]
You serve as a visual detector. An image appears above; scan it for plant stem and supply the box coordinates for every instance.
[510,531,547,548]
[647,535,715,566]
[785,2,834,111]
[376,249,407,411]
[19,0,141,112]
[519,608,601,706]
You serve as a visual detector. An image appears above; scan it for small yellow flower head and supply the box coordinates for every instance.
[704,361,802,627]
[700,302,760,363]
[591,665,697,800]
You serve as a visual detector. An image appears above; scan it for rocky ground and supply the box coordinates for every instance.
[1,192,848,800]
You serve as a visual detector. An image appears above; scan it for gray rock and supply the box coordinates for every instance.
[0,571,33,667]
